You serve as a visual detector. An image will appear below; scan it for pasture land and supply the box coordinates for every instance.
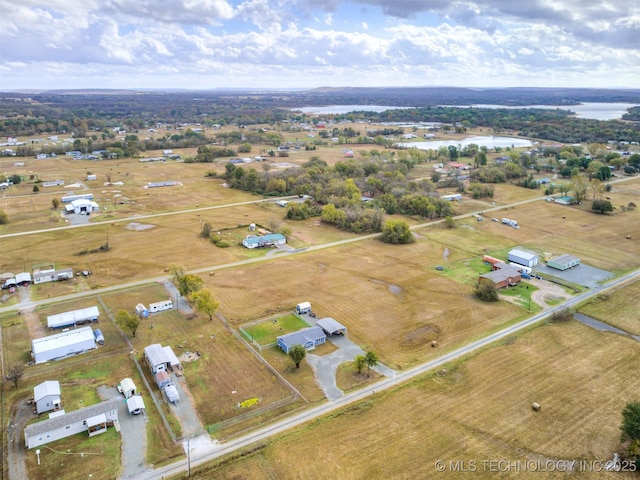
[578,280,640,336]
[195,318,640,479]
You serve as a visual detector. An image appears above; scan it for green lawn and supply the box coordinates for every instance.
[499,282,541,312]
[241,314,309,345]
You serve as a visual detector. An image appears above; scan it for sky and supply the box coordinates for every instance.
[1,0,639,91]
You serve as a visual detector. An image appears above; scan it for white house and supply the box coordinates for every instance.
[31,327,97,364]
[242,233,286,249]
[33,268,73,285]
[24,398,120,449]
[34,381,62,414]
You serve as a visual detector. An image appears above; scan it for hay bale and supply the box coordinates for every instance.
[532,402,541,412]
[431,340,438,348]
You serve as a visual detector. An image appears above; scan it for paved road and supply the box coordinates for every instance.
[134,269,640,480]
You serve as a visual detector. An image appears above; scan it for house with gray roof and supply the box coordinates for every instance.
[277,327,326,354]
[24,398,120,449]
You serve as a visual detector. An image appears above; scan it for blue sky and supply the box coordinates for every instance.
[1,0,638,91]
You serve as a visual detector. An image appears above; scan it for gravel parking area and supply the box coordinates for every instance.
[536,263,614,288]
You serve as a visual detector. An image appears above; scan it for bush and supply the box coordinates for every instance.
[0,210,9,224]
[381,220,414,244]
[475,282,499,302]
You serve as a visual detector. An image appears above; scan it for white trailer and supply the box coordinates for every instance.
[149,300,173,313]
[47,306,100,329]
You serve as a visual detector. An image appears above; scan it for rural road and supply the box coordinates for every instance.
[133,268,640,480]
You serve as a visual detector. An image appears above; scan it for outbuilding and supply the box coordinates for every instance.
[277,327,326,354]
[316,317,347,336]
[507,248,539,268]
[16,272,32,286]
[117,378,137,398]
[31,327,97,364]
[34,381,62,414]
[144,344,181,374]
[547,254,581,271]
[47,306,100,329]
[33,268,73,285]
[126,395,145,415]
[295,302,311,315]
[136,303,149,318]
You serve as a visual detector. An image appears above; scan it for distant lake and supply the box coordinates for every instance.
[292,102,638,120]
[452,103,639,121]
[398,136,534,150]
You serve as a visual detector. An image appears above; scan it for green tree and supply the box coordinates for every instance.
[288,344,306,369]
[201,222,212,239]
[178,274,203,298]
[33,185,40,193]
[354,355,366,374]
[52,198,60,210]
[475,281,499,302]
[364,351,378,377]
[190,289,219,321]
[592,199,613,214]
[444,216,456,229]
[570,174,589,204]
[621,402,640,467]
[381,220,414,244]
[116,310,140,338]
[0,210,9,225]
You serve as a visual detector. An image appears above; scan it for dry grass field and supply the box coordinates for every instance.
[204,237,524,369]
[578,280,640,336]
[195,318,640,480]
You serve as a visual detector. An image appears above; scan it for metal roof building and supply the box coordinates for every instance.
[547,254,581,271]
[507,248,539,268]
[316,317,347,336]
[32,327,96,364]
[242,233,286,249]
[34,381,62,414]
[277,327,326,354]
[47,306,100,329]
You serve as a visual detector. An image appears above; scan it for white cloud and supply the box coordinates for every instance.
[0,0,638,89]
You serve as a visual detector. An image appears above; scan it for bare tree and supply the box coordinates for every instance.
[7,364,25,388]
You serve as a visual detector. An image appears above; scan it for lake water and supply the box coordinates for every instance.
[293,102,638,120]
[397,136,534,150]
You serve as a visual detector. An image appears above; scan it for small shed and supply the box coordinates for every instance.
[34,381,62,414]
[507,248,539,268]
[135,303,149,318]
[126,395,145,415]
[316,317,347,336]
[547,254,580,271]
[118,378,137,398]
[277,327,326,354]
[295,302,311,315]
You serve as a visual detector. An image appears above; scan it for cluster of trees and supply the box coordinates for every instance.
[114,264,219,337]
[225,150,456,235]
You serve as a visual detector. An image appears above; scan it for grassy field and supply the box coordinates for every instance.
[3,129,640,478]
[192,317,640,479]
[240,313,309,346]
